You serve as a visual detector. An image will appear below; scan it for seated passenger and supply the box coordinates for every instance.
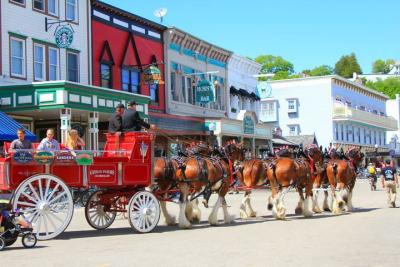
[122,101,153,132]
[109,104,124,133]
[9,128,33,152]
[37,128,60,151]
[65,129,85,150]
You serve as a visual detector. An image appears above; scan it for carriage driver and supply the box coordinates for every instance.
[380,159,399,208]
[122,101,155,132]
[109,103,125,133]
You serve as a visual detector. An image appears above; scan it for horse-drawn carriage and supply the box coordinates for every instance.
[0,132,160,240]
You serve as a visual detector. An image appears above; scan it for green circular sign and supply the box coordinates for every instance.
[55,26,74,48]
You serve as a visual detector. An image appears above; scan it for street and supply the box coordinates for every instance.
[2,181,400,267]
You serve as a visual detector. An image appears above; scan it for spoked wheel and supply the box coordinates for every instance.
[128,191,160,233]
[22,233,37,248]
[12,174,74,240]
[85,190,116,230]
[0,237,5,251]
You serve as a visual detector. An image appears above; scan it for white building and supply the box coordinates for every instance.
[0,0,91,86]
[386,94,400,141]
[259,75,397,151]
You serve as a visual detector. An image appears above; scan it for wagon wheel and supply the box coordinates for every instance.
[85,190,116,230]
[12,174,74,241]
[128,191,160,233]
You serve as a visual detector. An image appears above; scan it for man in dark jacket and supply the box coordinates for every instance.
[108,103,124,133]
[122,100,151,132]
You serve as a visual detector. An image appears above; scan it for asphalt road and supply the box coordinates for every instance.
[2,180,400,267]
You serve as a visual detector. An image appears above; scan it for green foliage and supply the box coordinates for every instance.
[372,59,395,74]
[271,71,300,80]
[309,65,334,76]
[255,54,294,75]
[334,53,362,78]
[364,77,400,99]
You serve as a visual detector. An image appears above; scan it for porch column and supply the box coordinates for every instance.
[217,134,222,147]
[60,108,71,145]
[88,112,99,150]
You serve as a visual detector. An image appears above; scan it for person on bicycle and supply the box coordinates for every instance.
[367,163,377,190]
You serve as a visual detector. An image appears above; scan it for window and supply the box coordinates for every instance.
[34,44,45,81]
[170,72,178,101]
[335,96,342,102]
[33,0,45,11]
[10,37,26,78]
[334,123,339,140]
[345,101,351,107]
[150,84,159,102]
[187,77,194,105]
[67,52,79,82]
[121,68,140,94]
[48,47,59,80]
[181,76,186,103]
[100,64,112,88]
[66,0,77,22]
[288,125,299,136]
[287,99,297,113]
[10,0,25,5]
[48,0,58,16]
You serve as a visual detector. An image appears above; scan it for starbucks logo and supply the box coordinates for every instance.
[55,26,74,48]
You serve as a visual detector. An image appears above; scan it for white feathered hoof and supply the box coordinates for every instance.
[239,208,248,219]
[303,209,313,218]
[224,215,235,224]
[178,220,192,229]
[208,214,219,226]
[276,205,286,220]
[248,211,257,217]
[313,206,322,213]
[295,206,303,215]
[165,215,177,226]
[191,211,201,224]
[267,196,273,210]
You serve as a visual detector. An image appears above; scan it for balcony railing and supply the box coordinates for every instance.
[332,103,398,130]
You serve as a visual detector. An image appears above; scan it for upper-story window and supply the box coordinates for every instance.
[150,84,159,103]
[33,0,45,11]
[48,0,58,16]
[33,43,45,81]
[170,72,178,101]
[10,0,25,6]
[288,125,299,136]
[100,64,112,88]
[121,68,140,94]
[10,37,26,79]
[67,51,79,82]
[32,0,58,16]
[287,99,298,113]
[345,101,351,107]
[48,47,59,80]
[66,0,78,22]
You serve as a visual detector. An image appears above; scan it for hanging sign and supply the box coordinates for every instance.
[140,141,149,163]
[75,151,94,165]
[196,79,215,103]
[257,81,272,99]
[13,151,34,164]
[34,151,54,165]
[142,65,164,85]
[54,151,76,165]
[55,26,74,48]
[243,116,255,134]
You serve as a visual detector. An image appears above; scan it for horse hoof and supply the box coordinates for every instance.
[179,222,192,229]
[267,203,273,210]
[323,207,331,212]
[239,210,248,219]
[303,211,313,217]
[202,200,209,208]
[165,216,176,226]
[338,201,345,209]
[295,207,303,215]
[313,207,322,213]
[249,211,257,218]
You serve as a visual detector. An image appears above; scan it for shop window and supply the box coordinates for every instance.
[170,72,178,101]
[48,47,59,80]
[67,51,79,82]
[10,37,26,78]
[100,64,112,88]
[34,43,45,81]
[121,68,140,94]
[66,0,78,22]
[150,84,159,102]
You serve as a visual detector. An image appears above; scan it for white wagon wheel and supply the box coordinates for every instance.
[85,190,116,230]
[12,174,74,241]
[128,191,160,233]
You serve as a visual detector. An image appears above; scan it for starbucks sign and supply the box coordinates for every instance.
[55,26,74,48]
[243,116,255,134]
[196,79,215,103]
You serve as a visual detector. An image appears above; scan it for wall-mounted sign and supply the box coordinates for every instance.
[34,151,54,165]
[243,116,255,134]
[196,79,215,103]
[89,166,116,180]
[142,65,164,85]
[55,26,74,48]
[13,151,34,164]
[75,151,94,165]
[54,151,76,165]
[257,82,272,99]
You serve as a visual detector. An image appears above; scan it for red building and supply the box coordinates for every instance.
[91,1,166,113]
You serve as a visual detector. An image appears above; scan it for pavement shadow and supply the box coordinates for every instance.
[351,207,380,213]
[2,245,48,251]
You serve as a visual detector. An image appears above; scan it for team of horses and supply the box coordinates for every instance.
[153,142,364,228]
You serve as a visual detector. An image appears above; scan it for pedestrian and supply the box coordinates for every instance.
[109,103,125,133]
[65,129,85,150]
[380,159,398,208]
[37,128,60,151]
[122,100,153,132]
[9,128,33,151]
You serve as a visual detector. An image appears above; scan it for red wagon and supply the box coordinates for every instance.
[0,132,160,240]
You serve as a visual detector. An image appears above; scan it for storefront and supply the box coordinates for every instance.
[205,112,272,157]
[0,81,149,149]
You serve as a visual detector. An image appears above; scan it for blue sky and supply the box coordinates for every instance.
[102,0,400,73]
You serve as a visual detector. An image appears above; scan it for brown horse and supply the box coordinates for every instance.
[153,157,180,225]
[225,142,267,219]
[175,155,232,228]
[325,147,364,214]
[266,146,324,219]
[311,169,331,213]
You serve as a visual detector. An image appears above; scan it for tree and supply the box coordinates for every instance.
[255,55,294,78]
[372,59,395,74]
[364,77,400,99]
[309,65,334,76]
[334,53,362,78]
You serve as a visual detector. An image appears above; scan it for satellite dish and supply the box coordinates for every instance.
[153,8,167,24]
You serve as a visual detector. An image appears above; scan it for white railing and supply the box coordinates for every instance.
[332,103,398,130]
